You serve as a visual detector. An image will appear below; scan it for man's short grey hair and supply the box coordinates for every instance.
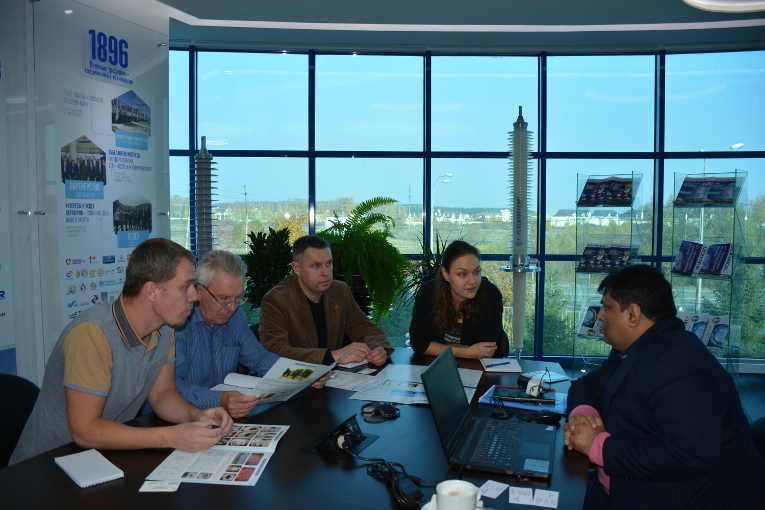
[196,250,246,287]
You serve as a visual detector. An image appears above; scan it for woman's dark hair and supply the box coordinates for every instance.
[432,240,484,333]
[597,264,677,322]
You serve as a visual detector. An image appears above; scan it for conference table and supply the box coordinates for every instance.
[0,349,588,509]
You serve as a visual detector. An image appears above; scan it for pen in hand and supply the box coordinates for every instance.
[335,345,357,365]
[206,424,221,429]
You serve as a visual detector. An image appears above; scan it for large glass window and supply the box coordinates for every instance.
[431,56,538,152]
[315,158,423,254]
[315,55,423,151]
[198,52,308,151]
[543,261,576,356]
[545,159,654,258]
[547,55,655,153]
[213,157,308,254]
[169,52,189,150]
[665,51,765,153]
[430,159,534,254]
[169,155,191,249]
[172,48,765,362]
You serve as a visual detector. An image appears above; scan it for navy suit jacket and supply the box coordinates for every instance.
[568,317,765,510]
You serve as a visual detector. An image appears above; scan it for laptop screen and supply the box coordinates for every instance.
[421,348,473,458]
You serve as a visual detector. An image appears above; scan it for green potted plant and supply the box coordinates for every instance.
[400,232,449,305]
[318,197,410,323]
[243,227,293,308]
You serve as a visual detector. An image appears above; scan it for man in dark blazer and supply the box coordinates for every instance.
[259,235,392,366]
[564,264,765,509]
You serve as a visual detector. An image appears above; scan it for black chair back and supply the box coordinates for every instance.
[0,374,40,468]
[249,322,260,341]
[752,416,765,459]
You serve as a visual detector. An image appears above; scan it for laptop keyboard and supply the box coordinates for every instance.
[470,420,522,467]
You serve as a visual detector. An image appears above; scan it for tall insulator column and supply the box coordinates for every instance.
[192,136,217,259]
[501,107,540,360]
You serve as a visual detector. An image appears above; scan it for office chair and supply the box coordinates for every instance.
[0,373,40,468]
[752,416,765,459]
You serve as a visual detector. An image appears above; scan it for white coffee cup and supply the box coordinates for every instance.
[435,480,483,510]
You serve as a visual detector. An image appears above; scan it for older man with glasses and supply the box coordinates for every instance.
[174,250,327,418]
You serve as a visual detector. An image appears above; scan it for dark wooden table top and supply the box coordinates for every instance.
[0,349,587,509]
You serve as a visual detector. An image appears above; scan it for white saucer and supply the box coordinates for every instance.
[422,495,484,510]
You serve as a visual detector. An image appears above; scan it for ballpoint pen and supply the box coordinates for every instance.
[485,361,513,369]
[335,346,356,364]
[206,424,221,429]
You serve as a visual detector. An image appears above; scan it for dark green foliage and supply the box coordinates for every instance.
[318,197,410,323]
[400,232,449,305]
[243,227,293,307]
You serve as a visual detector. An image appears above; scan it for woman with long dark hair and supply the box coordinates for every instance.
[409,240,509,359]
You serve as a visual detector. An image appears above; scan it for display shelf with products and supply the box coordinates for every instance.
[670,170,747,380]
[572,173,643,378]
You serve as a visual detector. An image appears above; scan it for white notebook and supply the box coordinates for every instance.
[55,449,124,488]
[480,357,522,372]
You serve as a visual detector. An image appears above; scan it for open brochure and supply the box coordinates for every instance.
[578,304,604,338]
[672,241,734,278]
[577,243,637,273]
[211,357,332,404]
[347,364,482,405]
[678,312,729,350]
[675,175,740,207]
[146,424,288,486]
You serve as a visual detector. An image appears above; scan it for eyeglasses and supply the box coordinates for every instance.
[197,284,247,308]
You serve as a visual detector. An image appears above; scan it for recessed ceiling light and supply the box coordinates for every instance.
[683,0,765,12]
[64,9,73,15]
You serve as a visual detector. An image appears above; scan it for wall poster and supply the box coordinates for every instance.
[33,0,168,341]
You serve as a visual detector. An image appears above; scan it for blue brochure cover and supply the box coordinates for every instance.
[675,177,711,206]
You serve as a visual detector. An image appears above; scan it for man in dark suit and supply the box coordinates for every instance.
[564,264,765,510]
[66,156,74,181]
[259,235,392,366]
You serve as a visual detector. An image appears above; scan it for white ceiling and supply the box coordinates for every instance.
[91,0,765,53]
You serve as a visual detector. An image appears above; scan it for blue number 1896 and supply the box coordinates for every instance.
[88,29,128,68]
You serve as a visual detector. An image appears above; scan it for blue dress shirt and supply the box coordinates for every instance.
[174,305,280,410]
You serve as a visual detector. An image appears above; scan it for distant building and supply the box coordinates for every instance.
[548,209,576,228]
[588,209,619,226]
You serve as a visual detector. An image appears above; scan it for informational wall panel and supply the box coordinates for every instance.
[33,0,168,347]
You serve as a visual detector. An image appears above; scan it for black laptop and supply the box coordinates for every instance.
[421,348,556,480]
